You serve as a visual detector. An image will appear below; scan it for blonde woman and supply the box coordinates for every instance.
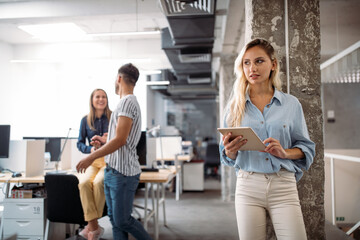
[219,39,315,240]
[77,88,111,240]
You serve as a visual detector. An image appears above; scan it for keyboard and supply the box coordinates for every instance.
[46,170,68,175]
[141,168,159,172]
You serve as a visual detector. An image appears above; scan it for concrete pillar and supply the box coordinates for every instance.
[245,0,324,239]
[219,55,237,201]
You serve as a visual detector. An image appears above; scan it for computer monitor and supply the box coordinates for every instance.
[23,137,61,162]
[136,131,147,166]
[45,138,62,162]
[0,125,11,158]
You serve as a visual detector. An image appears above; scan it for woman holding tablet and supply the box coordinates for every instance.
[219,38,315,240]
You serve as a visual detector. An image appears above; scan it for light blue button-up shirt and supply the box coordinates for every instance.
[219,89,315,182]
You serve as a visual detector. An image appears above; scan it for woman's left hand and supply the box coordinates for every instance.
[263,137,287,159]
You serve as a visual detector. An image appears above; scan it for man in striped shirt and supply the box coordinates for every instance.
[77,63,152,240]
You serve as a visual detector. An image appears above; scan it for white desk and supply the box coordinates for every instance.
[0,169,176,240]
[138,168,176,240]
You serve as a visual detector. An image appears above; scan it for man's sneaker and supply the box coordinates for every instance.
[88,226,104,240]
[79,225,90,239]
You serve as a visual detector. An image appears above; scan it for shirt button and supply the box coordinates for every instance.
[265,158,269,161]
[261,121,264,124]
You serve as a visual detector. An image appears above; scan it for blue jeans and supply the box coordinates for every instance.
[104,166,152,240]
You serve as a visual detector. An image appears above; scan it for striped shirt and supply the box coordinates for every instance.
[105,94,142,176]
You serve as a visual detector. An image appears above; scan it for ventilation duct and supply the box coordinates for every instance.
[187,72,212,84]
[159,0,217,97]
[179,53,211,63]
[187,76,211,84]
[161,27,212,79]
[160,0,215,16]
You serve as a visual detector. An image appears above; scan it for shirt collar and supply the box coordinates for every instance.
[245,88,283,105]
[272,88,283,105]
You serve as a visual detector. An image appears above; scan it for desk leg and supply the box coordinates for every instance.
[151,183,155,216]
[176,171,180,201]
[161,183,167,226]
[180,162,183,195]
[144,182,149,230]
[175,155,180,201]
[0,215,3,240]
[155,183,160,240]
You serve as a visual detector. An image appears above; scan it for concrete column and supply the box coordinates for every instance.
[245,0,324,239]
[219,55,237,201]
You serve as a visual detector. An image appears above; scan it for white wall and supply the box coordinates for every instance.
[0,42,15,138]
[322,83,360,149]
[0,39,169,139]
[146,87,167,129]
[324,149,360,224]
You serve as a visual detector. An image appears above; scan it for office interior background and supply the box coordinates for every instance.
[0,0,359,239]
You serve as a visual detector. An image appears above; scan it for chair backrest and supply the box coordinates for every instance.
[45,173,87,225]
[205,143,220,166]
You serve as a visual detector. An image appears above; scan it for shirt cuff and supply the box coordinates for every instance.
[221,149,236,165]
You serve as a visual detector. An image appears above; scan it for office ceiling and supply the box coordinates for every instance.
[0,0,359,99]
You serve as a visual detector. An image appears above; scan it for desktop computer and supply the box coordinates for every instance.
[0,140,46,177]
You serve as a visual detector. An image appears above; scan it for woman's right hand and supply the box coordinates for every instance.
[222,132,248,160]
[91,133,108,145]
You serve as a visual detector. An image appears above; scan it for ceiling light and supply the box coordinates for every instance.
[18,23,89,42]
[142,70,162,75]
[146,81,170,85]
[88,30,161,37]
[10,58,152,63]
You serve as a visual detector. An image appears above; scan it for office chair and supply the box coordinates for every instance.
[44,174,107,240]
[204,143,221,179]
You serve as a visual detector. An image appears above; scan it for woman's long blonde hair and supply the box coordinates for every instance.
[226,38,282,127]
[87,88,112,131]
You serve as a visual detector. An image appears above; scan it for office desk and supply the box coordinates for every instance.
[138,167,175,240]
[157,154,192,200]
[0,169,175,240]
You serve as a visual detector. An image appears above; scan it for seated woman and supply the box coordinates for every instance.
[76,88,111,240]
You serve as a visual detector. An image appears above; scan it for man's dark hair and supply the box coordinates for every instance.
[118,63,139,86]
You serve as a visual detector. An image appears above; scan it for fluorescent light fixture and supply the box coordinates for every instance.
[18,22,160,42]
[141,70,162,75]
[18,23,89,42]
[146,81,170,85]
[10,58,152,63]
[88,30,161,37]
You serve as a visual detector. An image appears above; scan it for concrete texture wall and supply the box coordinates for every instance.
[245,0,288,91]
[322,83,360,149]
[245,0,325,239]
[219,56,237,202]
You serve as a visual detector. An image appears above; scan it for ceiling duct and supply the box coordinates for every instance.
[179,48,211,63]
[160,0,215,17]
[159,0,217,98]
[187,77,211,84]
[161,27,212,77]
[187,72,212,84]
[178,53,211,63]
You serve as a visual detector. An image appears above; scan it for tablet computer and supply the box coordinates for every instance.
[217,127,266,151]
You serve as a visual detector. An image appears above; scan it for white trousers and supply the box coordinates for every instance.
[235,169,307,240]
